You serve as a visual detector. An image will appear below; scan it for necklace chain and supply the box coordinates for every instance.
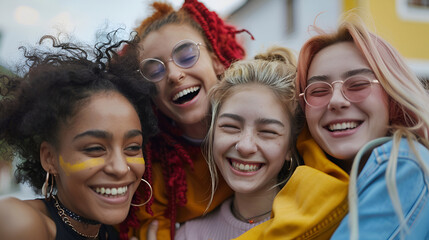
[53,196,100,239]
[231,203,271,224]
[56,197,100,225]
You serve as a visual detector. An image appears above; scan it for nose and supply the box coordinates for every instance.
[166,61,185,84]
[327,84,350,110]
[104,150,129,177]
[235,131,257,156]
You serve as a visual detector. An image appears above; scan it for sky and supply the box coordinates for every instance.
[0,0,245,68]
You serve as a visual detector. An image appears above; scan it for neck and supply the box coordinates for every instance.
[178,119,209,140]
[54,195,101,239]
[232,186,279,223]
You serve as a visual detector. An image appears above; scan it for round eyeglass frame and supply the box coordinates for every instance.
[299,76,380,108]
[138,39,203,82]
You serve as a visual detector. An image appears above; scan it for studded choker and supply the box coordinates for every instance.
[54,195,100,225]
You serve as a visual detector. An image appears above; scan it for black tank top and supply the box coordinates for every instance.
[42,198,119,240]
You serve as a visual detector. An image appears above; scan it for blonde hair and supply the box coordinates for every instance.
[296,13,429,239]
[204,46,301,210]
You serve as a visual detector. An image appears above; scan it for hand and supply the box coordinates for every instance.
[146,220,159,240]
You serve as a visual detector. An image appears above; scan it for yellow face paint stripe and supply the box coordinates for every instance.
[59,156,105,176]
[126,157,145,165]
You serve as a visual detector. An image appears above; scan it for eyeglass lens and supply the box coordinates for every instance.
[304,76,374,107]
[140,40,200,82]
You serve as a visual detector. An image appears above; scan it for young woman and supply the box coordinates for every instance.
[235,15,429,240]
[175,47,300,239]
[119,0,252,239]
[0,34,157,240]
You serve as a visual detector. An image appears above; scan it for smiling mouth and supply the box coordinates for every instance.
[326,121,361,132]
[172,86,200,104]
[229,159,263,172]
[93,186,128,197]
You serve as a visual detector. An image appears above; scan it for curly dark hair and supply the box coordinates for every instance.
[0,30,158,194]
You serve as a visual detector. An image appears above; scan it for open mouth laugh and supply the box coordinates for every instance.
[229,158,263,173]
[326,121,362,132]
[172,86,200,104]
[93,186,128,197]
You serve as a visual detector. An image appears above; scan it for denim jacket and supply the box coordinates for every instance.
[332,138,429,240]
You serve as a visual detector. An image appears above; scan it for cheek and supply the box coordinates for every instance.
[135,165,146,178]
[196,57,219,86]
[368,89,390,123]
[305,108,323,129]
[212,132,230,163]
[267,140,290,163]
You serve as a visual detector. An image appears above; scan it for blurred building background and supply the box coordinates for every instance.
[1,0,428,199]
[227,0,429,81]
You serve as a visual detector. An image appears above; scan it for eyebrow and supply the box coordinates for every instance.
[218,113,284,127]
[73,129,143,142]
[73,130,112,141]
[307,68,374,84]
[219,113,244,123]
[124,130,143,139]
[256,118,285,127]
[342,68,374,78]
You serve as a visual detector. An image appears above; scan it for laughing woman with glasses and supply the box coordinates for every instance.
[234,14,429,240]
[117,1,253,239]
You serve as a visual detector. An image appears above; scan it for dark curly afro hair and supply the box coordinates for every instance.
[0,30,158,194]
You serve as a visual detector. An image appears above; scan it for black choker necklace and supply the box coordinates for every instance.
[54,195,100,225]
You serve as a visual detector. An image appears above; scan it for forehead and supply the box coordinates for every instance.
[140,24,205,58]
[60,92,140,135]
[307,42,371,81]
[220,85,288,119]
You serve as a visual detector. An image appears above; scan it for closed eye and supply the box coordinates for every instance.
[83,146,105,153]
[124,144,142,156]
[82,145,106,157]
[259,130,280,138]
[219,124,240,133]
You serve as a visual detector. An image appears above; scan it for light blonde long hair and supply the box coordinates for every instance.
[204,46,301,210]
[296,14,429,239]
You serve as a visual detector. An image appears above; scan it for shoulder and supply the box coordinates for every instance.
[0,197,52,240]
[358,138,429,202]
[371,138,429,162]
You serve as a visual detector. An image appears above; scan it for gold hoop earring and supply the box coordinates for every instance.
[130,179,153,207]
[42,172,54,200]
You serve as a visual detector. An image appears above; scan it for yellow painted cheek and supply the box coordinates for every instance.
[59,156,105,176]
[126,157,145,165]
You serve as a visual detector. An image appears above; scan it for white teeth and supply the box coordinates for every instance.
[328,121,358,131]
[95,186,128,196]
[172,86,200,101]
[231,161,261,172]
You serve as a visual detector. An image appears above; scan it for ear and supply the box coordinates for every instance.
[284,150,292,163]
[210,53,225,77]
[40,141,58,175]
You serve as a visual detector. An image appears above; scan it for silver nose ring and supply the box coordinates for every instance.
[235,143,238,150]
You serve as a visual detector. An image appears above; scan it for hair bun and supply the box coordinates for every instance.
[254,46,296,66]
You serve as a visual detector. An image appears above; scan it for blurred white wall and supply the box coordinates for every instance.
[228,0,342,58]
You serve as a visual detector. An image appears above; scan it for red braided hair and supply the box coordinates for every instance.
[181,0,254,68]
[120,1,252,239]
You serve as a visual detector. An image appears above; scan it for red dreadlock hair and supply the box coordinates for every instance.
[120,1,252,239]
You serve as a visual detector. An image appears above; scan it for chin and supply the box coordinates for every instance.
[99,210,130,225]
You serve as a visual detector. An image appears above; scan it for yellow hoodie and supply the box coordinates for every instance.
[234,128,349,240]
